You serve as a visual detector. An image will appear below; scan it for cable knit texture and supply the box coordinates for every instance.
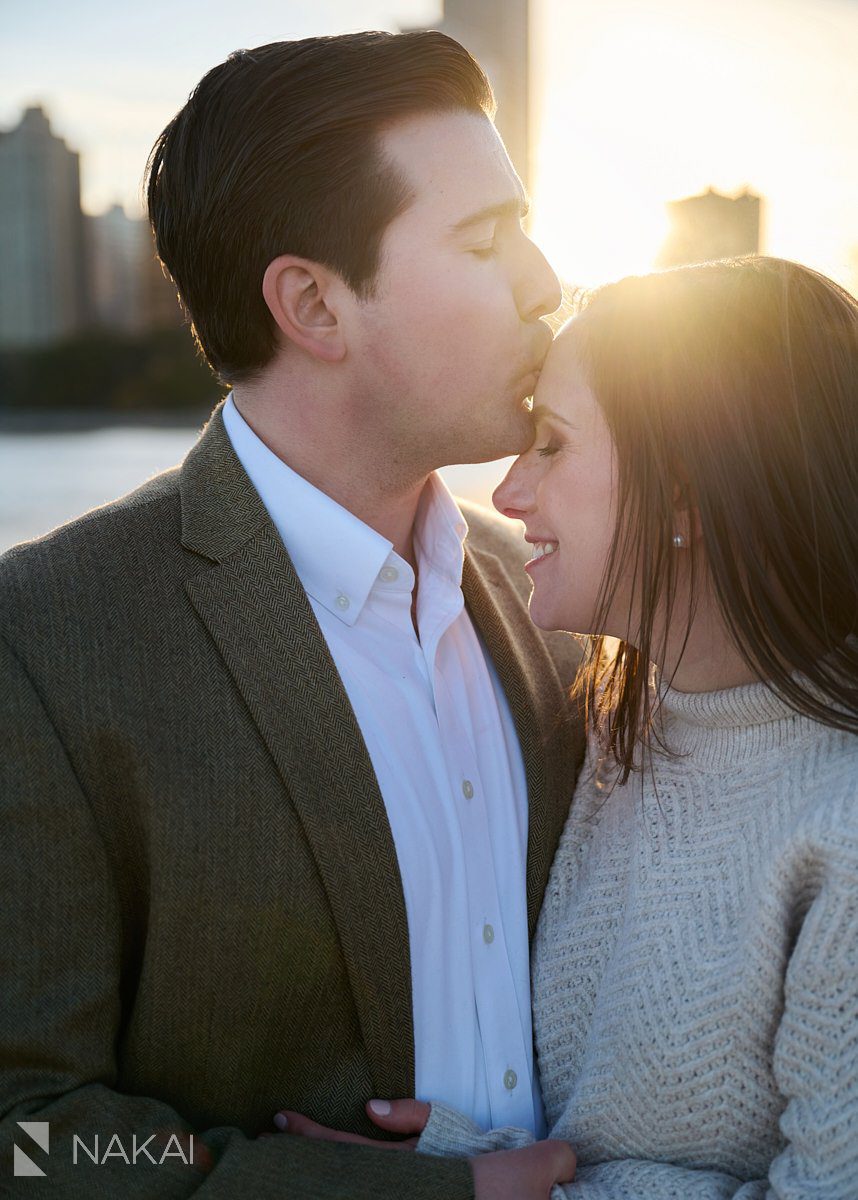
[418,680,858,1198]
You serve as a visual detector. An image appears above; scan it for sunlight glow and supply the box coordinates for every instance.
[529,0,858,295]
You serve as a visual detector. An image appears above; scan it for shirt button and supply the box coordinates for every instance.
[461,779,474,799]
[483,923,494,945]
[336,594,350,610]
[379,566,399,582]
[503,1069,518,1091]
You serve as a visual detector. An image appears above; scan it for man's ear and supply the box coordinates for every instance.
[262,255,346,362]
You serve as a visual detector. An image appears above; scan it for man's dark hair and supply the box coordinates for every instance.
[145,31,495,384]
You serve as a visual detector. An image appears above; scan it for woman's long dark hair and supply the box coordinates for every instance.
[569,256,858,781]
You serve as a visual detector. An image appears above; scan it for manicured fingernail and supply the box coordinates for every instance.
[274,1113,289,1131]
[369,1099,391,1116]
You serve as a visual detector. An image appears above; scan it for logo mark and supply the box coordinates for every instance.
[14,1121,49,1177]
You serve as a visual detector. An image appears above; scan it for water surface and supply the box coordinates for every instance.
[0,424,512,553]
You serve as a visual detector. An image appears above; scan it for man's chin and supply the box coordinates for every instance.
[452,443,528,468]
[482,412,536,461]
[436,411,534,469]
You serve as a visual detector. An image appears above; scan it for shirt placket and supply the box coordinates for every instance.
[425,593,536,1131]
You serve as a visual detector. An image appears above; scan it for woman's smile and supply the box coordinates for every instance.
[524,539,559,572]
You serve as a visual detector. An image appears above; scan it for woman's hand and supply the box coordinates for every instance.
[471,1141,576,1198]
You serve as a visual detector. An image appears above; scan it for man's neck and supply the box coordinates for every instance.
[347,488,424,572]
[232,388,427,572]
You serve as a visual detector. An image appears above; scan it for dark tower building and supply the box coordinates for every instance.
[410,0,531,196]
[658,187,762,268]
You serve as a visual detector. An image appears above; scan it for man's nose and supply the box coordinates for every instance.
[517,236,562,324]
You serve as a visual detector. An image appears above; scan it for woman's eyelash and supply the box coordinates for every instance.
[536,440,561,458]
[471,243,497,259]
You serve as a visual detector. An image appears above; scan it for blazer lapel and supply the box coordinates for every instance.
[179,405,415,1098]
[463,544,583,940]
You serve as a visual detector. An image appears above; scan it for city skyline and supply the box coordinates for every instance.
[0,98,763,350]
[0,104,181,347]
[3,0,858,295]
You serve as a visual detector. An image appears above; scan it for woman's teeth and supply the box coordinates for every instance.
[531,542,557,560]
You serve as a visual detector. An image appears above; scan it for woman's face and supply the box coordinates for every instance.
[492,327,621,634]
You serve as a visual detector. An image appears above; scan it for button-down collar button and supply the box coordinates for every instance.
[483,923,494,945]
[462,779,474,799]
[379,566,399,583]
[503,1069,518,1091]
[336,594,350,610]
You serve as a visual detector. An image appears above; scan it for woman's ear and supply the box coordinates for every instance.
[262,255,346,363]
[672,479,703,547]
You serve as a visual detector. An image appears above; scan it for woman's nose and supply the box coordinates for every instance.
[493,454,536,521]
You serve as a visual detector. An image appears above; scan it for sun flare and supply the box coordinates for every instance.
[528,0,858,297]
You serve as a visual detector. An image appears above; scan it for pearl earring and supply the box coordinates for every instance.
[672,533,686,548]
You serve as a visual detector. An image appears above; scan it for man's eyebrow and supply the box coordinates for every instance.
[449,193,531,234]
[531,404,575,429]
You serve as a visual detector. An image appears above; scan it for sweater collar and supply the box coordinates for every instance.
[655,676,829,769]
[658,677,798,729]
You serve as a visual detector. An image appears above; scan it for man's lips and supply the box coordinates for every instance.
[516,367,542,405]
[523,335,551,382]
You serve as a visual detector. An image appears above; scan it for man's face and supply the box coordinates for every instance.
[342,109,562,474]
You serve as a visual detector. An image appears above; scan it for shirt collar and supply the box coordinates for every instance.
[414,471,469,588]
[222,394,469,625]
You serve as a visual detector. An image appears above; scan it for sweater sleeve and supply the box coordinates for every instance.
[765,795,858,1197]
[567,1164,767,1198]
[417,1107,763,1198]
[418,793,858,1200]
[417,1108,769,1197]
[416,1104,570,1200]
[417,1101,537,1157]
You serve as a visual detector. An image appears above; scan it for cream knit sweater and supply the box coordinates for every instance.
[417,680,858,1198]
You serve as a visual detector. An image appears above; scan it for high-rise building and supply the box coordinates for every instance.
[0,105,90,347]
[658,187,762,268]
[87,204,148,333]
[410,0,531,194]
[86,204,182,333]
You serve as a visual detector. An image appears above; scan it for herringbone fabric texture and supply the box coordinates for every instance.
[418,681,858,1198]
[0,402,585,1198]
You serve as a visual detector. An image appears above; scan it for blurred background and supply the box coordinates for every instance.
[2,0,856,550]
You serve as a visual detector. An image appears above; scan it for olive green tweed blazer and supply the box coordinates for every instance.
[0,403,585,1198]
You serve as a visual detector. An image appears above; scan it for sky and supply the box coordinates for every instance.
[529,0,858,291]
[3,0,857,294]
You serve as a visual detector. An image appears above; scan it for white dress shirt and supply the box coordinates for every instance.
[222,394,544,1135]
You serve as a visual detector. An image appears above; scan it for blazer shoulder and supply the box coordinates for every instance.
[1,462,182,566]
[0,464,184,639]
